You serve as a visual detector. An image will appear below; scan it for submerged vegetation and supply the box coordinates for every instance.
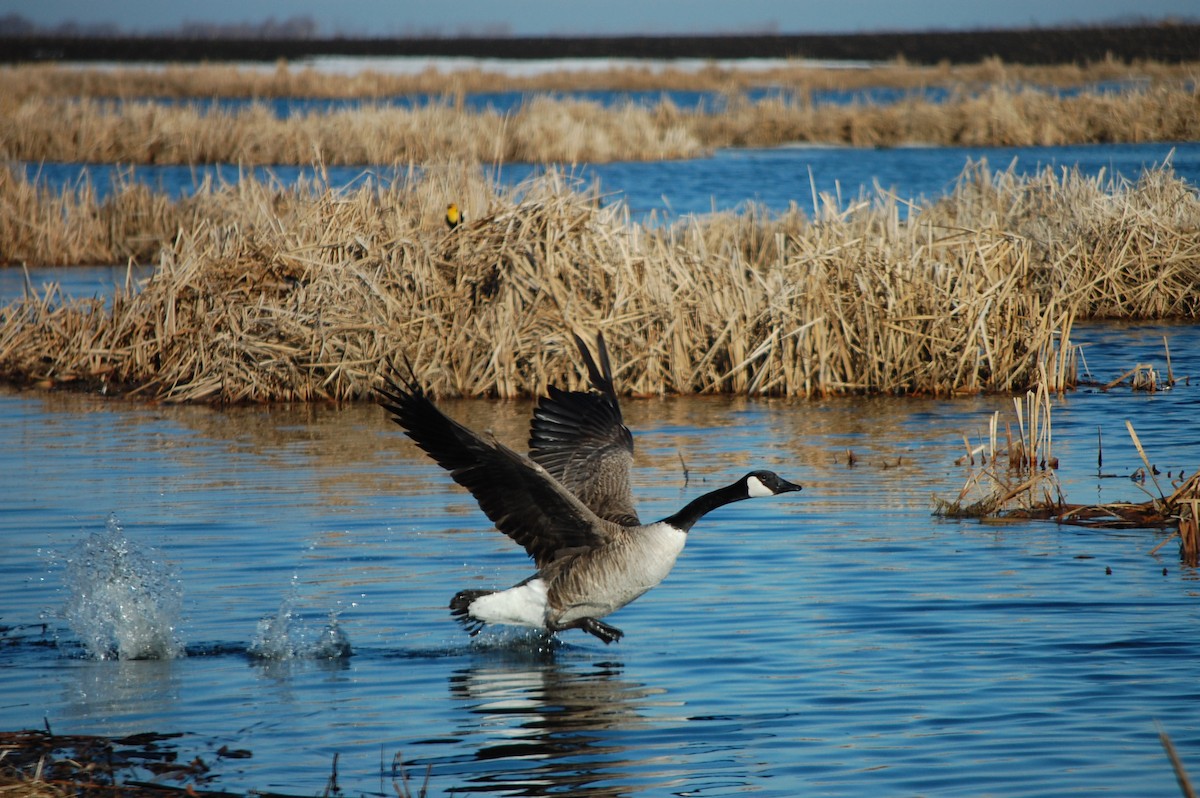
[0,728,431,798]
[1,59,1198,164]
[934,324,1198,554]
[1,160,1197,403]
[937,378,1200,561]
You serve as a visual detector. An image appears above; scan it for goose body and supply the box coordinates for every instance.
[377,333,802,643]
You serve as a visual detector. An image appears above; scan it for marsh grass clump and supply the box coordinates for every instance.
[0,166,191,267]
[939,395,1200,558]
[0,95,707,166]
[936,378,1062,519]
[0,162,1197,403]
[3,57,1197,103]
[0,729,219,797]
[2,64,1198,165]
[1177,488,1200,567]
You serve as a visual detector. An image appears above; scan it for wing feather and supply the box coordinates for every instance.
[529,333,639,526]
[377,361,618,568]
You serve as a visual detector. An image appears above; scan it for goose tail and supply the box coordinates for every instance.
[450,589,493,636]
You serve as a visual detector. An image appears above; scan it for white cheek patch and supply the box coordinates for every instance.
[746,475,774,498]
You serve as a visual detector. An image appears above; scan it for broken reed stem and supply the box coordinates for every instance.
[1179,500,1200,568]
[943,399,1200,542]
[1126,420,1166,500]
[1,160,1197,404]
[939,372,1063,518]
[1159,726,1198,798]
[1164,335,1175,386]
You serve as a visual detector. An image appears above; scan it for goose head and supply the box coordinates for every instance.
[743,470,803,498]
[661,469,802,532]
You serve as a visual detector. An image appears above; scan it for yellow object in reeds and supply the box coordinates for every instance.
[445,202,463,230]
[0,161,1198,404]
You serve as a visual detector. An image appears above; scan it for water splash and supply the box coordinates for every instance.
[61,515,185,660]
[249,599,351,660]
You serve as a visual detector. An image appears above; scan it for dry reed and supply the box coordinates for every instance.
[691,84,1200,149]
[0,165,197,266]
[0,729,286,798]
[0,96,705,166]
[3,56,1195,102]
[940,395,1200,545]
[937,376,1062,518]
[2,160,1196,403]
[2,72,1197,165]
[1160,726,1198,798]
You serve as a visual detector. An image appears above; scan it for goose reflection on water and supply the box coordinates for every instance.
[441,646,675,797]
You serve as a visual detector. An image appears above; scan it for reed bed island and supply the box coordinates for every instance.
[2,161,1197,403]
[2,59,1198,164]
[5,57,1196,101]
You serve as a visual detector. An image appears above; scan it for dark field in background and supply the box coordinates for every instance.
[3,22,1198,65]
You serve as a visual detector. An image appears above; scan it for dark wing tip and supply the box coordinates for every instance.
[572,331,618,401]
[375,353,423,419]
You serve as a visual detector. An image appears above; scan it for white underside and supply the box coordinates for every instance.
[470,578,550,630]
[466,522,689,632]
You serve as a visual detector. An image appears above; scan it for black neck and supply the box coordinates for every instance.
[662,482,748,533]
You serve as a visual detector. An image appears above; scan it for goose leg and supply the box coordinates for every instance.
[579,618,624,644]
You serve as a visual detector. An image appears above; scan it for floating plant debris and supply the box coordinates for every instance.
[0,729,430,798]
[938,393,1200,563]
[0,728,221,797]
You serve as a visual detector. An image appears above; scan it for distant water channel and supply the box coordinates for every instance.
[15,141,1199,222]
[2,321,1199,796]
[73,78,1156,118]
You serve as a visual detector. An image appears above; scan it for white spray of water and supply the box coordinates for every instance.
[249,597,351,660]
[61,515,185,660]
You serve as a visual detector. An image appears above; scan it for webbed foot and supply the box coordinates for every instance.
[579,618,624,644]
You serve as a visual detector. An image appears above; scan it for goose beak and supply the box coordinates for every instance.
[777,478,803,494]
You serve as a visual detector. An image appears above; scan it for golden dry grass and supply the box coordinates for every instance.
[936,379,1062,518]
[690,85,1200,149]
[1,59,1197,165]
[0,166,193,266]
[0,96,706,165]
[3,56,1196,101]
[1,161,1196,403]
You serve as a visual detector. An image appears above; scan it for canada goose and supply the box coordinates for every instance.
[445,202,462,230]
[377,334,802,644]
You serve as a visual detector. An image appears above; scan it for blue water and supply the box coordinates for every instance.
[1,322,1199,796]
[16,140,1199,223]
[502,141,1200,218]
[71,86,938,119]
[83,79,1155,119]
[100,87,784,116]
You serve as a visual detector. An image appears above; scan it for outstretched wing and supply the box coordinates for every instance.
[529,333,639,526]
[377,361,616,569]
